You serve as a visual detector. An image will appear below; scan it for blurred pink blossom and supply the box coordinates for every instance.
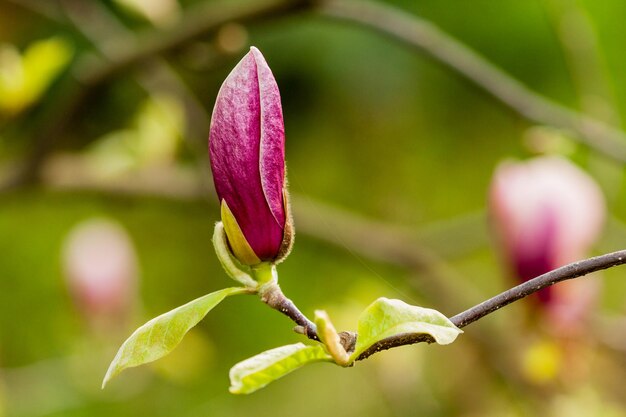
[489,156,606,335]
[63,219,138,318]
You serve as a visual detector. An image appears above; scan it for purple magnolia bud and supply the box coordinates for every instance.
[489,156,605,307]
[209,47,293,266]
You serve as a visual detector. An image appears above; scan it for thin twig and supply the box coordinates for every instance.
[450,250,626,328]
[255,245,626,361]
[356,249,626,360]
[259,282,319,341]
[317,0,626,163]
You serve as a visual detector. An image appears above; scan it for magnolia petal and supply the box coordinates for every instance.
[251,46,286,228]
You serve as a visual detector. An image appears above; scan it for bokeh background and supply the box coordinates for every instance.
[3,0,626,415]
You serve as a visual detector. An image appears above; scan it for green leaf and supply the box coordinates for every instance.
[102,287,249,388]
[229,343,332,394]
[350,297,462,361]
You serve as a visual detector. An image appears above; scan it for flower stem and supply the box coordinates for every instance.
[258,280,319,341]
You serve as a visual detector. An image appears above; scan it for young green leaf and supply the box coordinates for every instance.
[102,286,249,388]
[314,310,350,366]
[229,343,332,394]
[350,297,462,361]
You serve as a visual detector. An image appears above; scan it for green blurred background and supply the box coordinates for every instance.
[3,0,626,415]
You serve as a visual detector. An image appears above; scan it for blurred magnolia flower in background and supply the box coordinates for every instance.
[62,219,139,321]
[489,156,606,336]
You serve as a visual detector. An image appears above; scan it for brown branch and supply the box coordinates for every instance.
[449,250,626,328]
[242,244,626,362]
[316,0,626,163]
[356,249,626,360]
[259,282,320,341]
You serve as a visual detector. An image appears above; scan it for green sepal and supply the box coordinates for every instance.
[221,200,262,266]
[251,262,277,286]
[102,286,250,388]
[213,221,257,288]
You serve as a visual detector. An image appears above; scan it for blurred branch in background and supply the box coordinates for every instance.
[318,0,626,162]
[71,0,310,86]
[545,0,621,126]
[3,0,65,22]
[42,161,620,368]
[56,0,220,195]
[544,0,625,201]
[58,0,212,142]
[40,156,481,299]
[1,0,312,189]
[5,0,626,188]
[40,156,481,320]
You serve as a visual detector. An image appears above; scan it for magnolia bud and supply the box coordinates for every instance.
[209,47,293,266]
